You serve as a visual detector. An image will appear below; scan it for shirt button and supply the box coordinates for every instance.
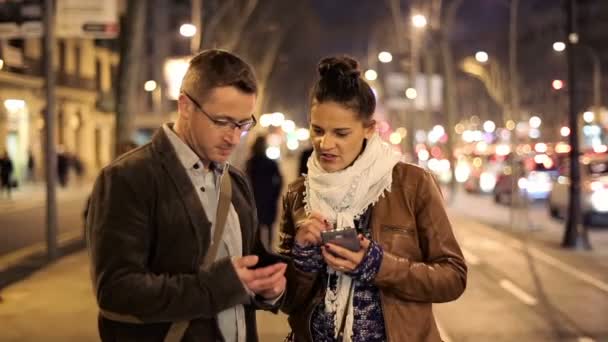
[200,186,205,192]
[193,163,200,169]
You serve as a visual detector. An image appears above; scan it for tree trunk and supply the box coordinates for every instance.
[115,0,147,153]
[440,0,463,203]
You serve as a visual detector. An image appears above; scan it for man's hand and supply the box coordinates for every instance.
[232,255,287,300]
[321,234,371,273]
[294,212,331,247]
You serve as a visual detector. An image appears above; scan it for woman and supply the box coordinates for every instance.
[246,135,283,248]
[279,56,467,342]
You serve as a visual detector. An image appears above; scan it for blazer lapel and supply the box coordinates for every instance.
[151,129,212,251]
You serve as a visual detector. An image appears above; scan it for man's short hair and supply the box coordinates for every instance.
[180,49,258,102]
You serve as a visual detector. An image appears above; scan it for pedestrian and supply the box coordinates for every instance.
[245,135,283,249]
[56,147,69,187]
[26,149,35,182]
[278,56,467,342]
[0,151,14,198]
[298,146,313,176]
[86,49,287,342]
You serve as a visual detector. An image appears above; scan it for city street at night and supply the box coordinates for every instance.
[1,176,608,341]
[2,0,608,341]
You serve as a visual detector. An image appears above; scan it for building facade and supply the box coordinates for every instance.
[0,37,118,182]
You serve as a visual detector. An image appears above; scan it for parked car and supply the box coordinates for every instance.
[494,155,557,205]
[548,155,608,225]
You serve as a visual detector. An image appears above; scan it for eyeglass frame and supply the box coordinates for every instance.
[182,91,257,132]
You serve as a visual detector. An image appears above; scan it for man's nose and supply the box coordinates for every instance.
[224,127,242,145]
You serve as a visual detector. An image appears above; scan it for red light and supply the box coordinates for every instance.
[431,146,442,158]
[552,79,564,90]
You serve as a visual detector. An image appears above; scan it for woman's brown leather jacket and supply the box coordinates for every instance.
[278,163,467,342]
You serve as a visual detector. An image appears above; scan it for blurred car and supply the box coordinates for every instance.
[465,161,502,194]
[548,155,608,225]
[494,155,557,205]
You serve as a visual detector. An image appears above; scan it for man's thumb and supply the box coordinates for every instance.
[236,255,259,268]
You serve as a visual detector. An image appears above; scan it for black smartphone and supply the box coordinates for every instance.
[251,251,289,269]
[321,228,361,252]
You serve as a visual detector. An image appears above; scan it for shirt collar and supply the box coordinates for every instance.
[162,123,224,175]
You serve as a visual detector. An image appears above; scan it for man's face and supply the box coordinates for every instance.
[180,86,256,164]
[310,101,375,173]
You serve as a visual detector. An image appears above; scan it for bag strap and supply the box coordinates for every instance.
[99,165,233,342]
[203,164,232,268]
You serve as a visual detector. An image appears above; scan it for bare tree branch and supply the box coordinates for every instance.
[221,0,259,51]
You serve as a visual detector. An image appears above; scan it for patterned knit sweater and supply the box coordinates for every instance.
[291,210,386,342]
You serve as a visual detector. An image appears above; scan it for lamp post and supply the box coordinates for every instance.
[563,0,591,250]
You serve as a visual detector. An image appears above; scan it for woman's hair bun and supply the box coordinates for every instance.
[318,56,360,80]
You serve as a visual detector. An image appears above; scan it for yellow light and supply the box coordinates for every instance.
[560,126,571,137]
[179,24,197,37]
[164,57,190,100]
[0,59,4,70]
[389,132,402,145]
[144,80,157,92]
[412,14,427,28]
[396,127,408,138]
[555,142,571,154]
[364,69,378,81]
[473,157,483,168]
[583,111,595,123]
[405,88,418,99]
[506,120,516,130]
[454,123,465,134]
[378,51,393,63]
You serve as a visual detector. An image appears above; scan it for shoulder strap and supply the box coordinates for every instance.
[203,164,232,268]
[99,165,233,342]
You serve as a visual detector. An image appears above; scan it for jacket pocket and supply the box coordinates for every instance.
[380,224,421,260]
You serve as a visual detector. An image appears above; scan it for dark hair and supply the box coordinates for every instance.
[180,49,257,102]
[311,56,376,121]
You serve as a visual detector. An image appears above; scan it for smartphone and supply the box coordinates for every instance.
[321,228,361,252]
[251,251,289,269]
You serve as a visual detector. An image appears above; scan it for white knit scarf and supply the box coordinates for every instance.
[304,133,401,341]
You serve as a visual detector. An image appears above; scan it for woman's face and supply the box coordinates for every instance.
[309,101,375,173]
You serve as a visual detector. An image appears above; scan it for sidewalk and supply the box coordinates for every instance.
[0,181,93,214]
[0,250,290,342]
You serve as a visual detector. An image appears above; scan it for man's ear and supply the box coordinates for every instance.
[177,94,191,120]
[364,119,376,139]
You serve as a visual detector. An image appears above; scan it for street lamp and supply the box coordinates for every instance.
[552,79,564,90]
[364,69,378,81]
[405,87,418,99]
[179,23,197,37]
[412,14,428,28]
[378,51,393,63]
[553,41,566,52]
[475,51,489,63]
[144,80,157,92]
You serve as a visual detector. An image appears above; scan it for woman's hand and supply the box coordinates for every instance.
[321,235,371,273]
[294,212,331,247]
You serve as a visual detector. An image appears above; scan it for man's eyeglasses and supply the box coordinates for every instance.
[182,91,257,132]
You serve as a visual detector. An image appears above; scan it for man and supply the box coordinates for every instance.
[87,49,287,342]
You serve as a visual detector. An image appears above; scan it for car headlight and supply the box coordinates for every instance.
[590,190,608,212]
